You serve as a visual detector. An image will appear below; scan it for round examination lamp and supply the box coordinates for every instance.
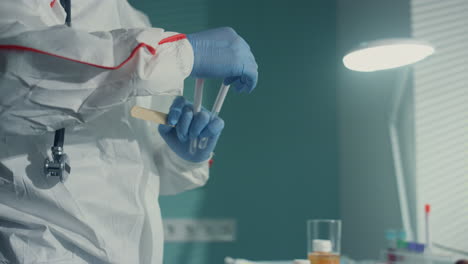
[343,39,435,72]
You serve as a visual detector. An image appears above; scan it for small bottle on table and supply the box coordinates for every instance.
[308,239,340,264]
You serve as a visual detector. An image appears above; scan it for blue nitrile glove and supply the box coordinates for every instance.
[159,96,225,163]
[187,27,259,93]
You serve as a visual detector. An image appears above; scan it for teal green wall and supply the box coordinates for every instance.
[131,0,339,263]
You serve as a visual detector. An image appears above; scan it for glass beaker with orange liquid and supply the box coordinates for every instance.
[307,220,341,264]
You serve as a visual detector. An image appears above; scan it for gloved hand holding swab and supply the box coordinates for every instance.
[131,82,231,155]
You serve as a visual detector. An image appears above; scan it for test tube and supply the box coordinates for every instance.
[198,83,230,149]
[189,79,204,154]
[425,204,432,252]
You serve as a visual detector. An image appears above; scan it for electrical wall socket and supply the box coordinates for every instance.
[163,219,236,242]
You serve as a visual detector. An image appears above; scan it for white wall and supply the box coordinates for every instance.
[411,0,468,255]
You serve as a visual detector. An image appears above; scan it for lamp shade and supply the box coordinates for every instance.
[343,39,434,72]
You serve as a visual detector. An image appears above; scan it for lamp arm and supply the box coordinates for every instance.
[389,67,414,241]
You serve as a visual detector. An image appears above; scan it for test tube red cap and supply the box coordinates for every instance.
[425,204,431,213]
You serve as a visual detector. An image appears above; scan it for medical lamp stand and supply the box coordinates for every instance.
[44,0,72,182]
[391,67,468,258]
[388,66,414,241]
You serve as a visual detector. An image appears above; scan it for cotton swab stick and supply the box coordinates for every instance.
[198,83,230,149]
[189,79,205,154]
[130,106,172,126]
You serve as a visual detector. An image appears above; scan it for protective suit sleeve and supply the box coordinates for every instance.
[117,2,210,195]
[155,143,210,196]
[0,2,193,135]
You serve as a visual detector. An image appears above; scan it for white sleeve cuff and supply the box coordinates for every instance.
[165,144,212,170]
[156,144,211,196]
[134,30,194,96]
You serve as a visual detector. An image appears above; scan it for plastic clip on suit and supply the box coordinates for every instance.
[0,1,258,263]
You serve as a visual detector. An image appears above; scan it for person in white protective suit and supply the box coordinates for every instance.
[0,0,258,263]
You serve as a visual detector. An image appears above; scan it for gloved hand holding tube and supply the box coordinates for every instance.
[159,27,258,162]
[187,27,259,93]
[159,96,225,162]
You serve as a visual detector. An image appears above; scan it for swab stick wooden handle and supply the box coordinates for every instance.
[130,106,173,126]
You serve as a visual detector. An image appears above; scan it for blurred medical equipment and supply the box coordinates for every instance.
[224,256,378,264]
[187,27,258,93]
[343,38,435,241]
[307,219,341,264]
[43,0,72,182]
[381,242,455,264]
[381,250,454,264]
[190,78,205,154]
[381,207,461,264]
[198,83,230,149]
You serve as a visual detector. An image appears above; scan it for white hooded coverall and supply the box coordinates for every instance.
[0,1,209,263]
